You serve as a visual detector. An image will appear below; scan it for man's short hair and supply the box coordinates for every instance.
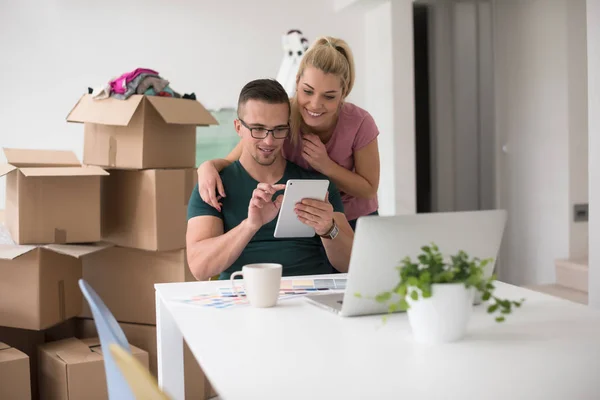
[237,79,290,118]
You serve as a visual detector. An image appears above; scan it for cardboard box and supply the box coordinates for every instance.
[39,337,148,400]
[0,148,108,244]
[0,342,31,400]
[0,319,77,400]
[81,246,194,325]
[0,241,111,330]
[66,94,218,169]
[76,318,217,400]
[102,168,196,251]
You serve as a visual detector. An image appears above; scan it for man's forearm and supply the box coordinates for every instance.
[188,219,258,280]
[322,217,354,272]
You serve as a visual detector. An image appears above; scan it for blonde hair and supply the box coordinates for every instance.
[290,36,356,144]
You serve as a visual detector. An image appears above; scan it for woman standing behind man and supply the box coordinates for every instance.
[197,36,381,230]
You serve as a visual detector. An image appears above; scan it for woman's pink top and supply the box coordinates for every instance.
[283,102,379,221]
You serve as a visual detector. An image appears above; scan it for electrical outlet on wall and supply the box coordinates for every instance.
[573,203,589,222]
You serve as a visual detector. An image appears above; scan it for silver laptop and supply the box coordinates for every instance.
[304,210,507,317]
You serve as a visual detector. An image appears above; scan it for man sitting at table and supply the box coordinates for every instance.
[186,78,354,280]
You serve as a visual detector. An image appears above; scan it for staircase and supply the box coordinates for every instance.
[525,258,589,305]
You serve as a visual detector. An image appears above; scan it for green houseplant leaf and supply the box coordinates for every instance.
[359,242,524,322]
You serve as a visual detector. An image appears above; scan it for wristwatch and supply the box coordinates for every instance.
[319,219,339,240]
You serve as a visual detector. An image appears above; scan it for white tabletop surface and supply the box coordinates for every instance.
[156,275,600,400]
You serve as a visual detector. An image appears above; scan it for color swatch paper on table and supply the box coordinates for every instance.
[230,277,347,295]
[279,278,346,291]
[175,278,347,309]
[175,292,303,309]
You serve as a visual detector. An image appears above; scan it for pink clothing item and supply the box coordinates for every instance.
[283,102,379,221]
[110,68,159,94]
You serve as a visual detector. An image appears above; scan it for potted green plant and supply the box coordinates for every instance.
[357,243,524,344]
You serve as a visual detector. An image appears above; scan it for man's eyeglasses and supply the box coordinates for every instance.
[239,118,290,139]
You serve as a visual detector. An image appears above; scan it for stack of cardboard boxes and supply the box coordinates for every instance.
[0,92,219,399]
[0,149,130,399]
[67,93,219,399]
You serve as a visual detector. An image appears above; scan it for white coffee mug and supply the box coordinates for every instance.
[230,263,283,308]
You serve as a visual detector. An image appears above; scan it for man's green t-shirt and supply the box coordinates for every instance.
[187,161,344,279]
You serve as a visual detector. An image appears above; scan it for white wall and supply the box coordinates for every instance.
[568,0,589,261]
[494,0,589,285]
[0,0,367,209]
[588,0,600,308]
[365,0,416,216]
[494,0,571,285]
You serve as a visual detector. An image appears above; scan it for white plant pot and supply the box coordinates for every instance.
[406,283,475,344]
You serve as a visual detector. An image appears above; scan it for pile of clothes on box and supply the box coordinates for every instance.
[89,68,196,100]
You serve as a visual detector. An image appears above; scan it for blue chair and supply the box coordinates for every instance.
[78,279,135,400]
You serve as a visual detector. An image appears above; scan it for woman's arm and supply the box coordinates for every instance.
[197,141,243,210]
[209,140,243,171]
[322,138,380,199]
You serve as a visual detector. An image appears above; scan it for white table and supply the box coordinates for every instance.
[156,274,600,400]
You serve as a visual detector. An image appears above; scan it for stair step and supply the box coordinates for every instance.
[555,258,588,293]
[525,283,588,305]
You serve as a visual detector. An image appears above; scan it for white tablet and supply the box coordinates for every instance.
[273,179,330,238]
